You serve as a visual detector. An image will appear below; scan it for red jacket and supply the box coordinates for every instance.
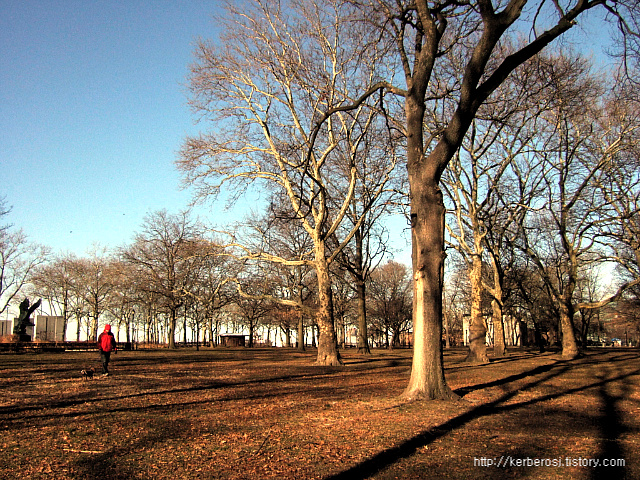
[97,331,117,353]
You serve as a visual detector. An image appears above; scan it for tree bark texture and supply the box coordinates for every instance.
[297,311,305,351]
[168,308,177,349]
[402,176,456,400]
[489,255,506,356]
[400,84,457,400]
[355,278,371,354]
[559,297,579,359]
[392,0,594,399]
[491,298,506,356]
[465,254,489,363]
[314,245,342,366]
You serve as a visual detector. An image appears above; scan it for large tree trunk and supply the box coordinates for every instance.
[297,310,305,351]
[390,329,399,350]
[168,308,177,349]
[559,297,579,359]
[315,249,342,366]
[208,317,215,348]
[90,312,99,340]
[492,298,506,356]
[402,175,456,400]
[489,254,506,356]
[401,81,456,400]
[466,254,489,363]
[353,229,370,354]
[283,326,291,348]
[183,311,188,345]
[355,278,370,354]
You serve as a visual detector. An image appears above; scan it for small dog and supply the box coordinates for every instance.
[80,367,96,380]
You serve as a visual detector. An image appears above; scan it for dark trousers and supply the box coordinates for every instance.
[100,351,111,374]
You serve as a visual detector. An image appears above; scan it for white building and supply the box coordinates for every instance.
[35,315,65,341]
[0,319,13,336]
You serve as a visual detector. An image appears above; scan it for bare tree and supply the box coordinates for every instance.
[353,0,640,400]
[334,210,394,354]
[234,274,273,348]
[78,247,116,339]
[443,263,469,348]
[368,261,413,349]
[106,259,141,343]
[122,210,203,348]
[510,255,559,350]
[30,254,80,341]
[0,197,10,238]
[329,97,404,354]
[442,49,574,361]
[592,76,640,288]
[178,0,395,365]
[243,200,318,350]
[516,58,640,358]
[181,238,238,348]
[1,198,49,316]
[443,117,532,362]
[574,265,605,345]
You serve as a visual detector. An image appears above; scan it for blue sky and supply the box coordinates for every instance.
[1,0,227,255]
[0,0,414,264]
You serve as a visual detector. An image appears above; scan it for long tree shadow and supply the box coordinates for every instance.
[1,359,406,422]
[7,351,632,423]
[325,359,640,480]
[453,360,564,397]
[454,351,640,397]
[591,364,631,480]
[0,368,332,418]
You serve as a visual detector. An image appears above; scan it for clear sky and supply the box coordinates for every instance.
[1,0,228,256]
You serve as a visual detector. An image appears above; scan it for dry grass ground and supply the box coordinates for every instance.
[0,347,638,479]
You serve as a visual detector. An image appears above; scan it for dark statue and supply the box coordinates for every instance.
[13,298,42,338]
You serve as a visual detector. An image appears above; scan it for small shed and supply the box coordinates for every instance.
[219,334,246,347]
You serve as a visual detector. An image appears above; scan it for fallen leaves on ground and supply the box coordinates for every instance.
[1,347,638,479]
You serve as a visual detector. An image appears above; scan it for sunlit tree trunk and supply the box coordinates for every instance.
[297,293,305,352]
[75,313,81,341]
[492,298,506,355]
[402,167,455,400]
[208,317,215,348]
[466,254,489,363]
[168,308,177,349]
[371,0,605,402]
[284,326,291,348]
[488,253,506,356]
[314,244,341,366]
[559,290,579,358]
[355,278,370,354]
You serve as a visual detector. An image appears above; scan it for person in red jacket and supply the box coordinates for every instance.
[97,324,117,376]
